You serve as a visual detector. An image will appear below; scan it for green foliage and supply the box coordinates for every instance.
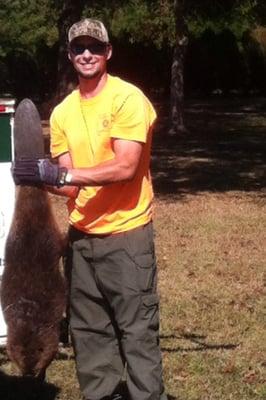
[82,0,262,48]
[0,0,266,98]
[0,0,263,57]
[186,0,258,41]
[0,0,58,58]
[84,0,175,48]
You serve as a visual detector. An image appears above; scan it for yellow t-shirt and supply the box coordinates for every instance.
[50,74,156,234]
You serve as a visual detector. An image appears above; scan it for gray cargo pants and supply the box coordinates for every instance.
[67,222,165,400]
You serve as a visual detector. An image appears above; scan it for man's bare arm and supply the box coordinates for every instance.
[13,139,144,191]
[65,138,143,186]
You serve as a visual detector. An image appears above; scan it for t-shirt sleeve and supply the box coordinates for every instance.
[110,92,157,143]
[50,108,69,158]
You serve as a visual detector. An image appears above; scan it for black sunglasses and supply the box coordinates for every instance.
[70,42,108,56]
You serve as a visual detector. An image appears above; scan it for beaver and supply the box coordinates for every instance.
[0,185,66,380]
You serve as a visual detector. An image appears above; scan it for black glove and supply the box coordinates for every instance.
[12,158,68,187]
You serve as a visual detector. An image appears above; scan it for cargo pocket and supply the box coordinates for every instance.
[123,225,157,293]
[131,252,157,293]
[141,293,160,333]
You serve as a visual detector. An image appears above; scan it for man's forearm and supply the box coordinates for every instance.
[67,157,136,186]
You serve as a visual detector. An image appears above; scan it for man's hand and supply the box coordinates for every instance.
[12,158,68,187]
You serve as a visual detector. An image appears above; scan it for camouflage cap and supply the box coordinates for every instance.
[68,18,109,44]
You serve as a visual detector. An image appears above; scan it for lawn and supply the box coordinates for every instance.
[0,97,265,400]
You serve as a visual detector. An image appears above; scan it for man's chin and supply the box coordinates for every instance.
[78,70,100,80]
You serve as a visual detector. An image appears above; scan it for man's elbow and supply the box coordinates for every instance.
[119,163,138,182]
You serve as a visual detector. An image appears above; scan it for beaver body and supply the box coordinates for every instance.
[0,186,66,378]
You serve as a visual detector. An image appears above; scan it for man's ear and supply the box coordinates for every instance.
[106,44,112,61]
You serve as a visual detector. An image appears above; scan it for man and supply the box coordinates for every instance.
[13,18,167,400]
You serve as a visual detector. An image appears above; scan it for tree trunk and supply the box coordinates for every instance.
[56,0,85,100]
[169,0,188,135]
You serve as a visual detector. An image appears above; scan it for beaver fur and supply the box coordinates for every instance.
[0,185,66,379]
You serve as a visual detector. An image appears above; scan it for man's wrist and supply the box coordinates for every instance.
[58,168,73,187]
[57,168,68,187]
[65,172,73,184]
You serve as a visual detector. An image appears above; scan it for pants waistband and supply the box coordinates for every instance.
[68,222,152,242]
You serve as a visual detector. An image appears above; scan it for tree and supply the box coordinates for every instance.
[54,0,85,100]
[169,0,188,135]
[0,0,264,108]
[0,0,57,98]
[168,0,260,135]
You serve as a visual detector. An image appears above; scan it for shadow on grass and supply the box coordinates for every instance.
[0,370,59,400]
[160,332,239,353]
[152,97,266,199]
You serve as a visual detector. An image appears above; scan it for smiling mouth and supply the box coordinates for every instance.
[81,63,96,67]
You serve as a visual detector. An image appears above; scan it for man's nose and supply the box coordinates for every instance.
[82,49,93,57]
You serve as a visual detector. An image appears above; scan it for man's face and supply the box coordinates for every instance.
[68,36,112,80]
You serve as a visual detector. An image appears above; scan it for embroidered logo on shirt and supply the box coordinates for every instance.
[104,119,110,128]
[97,113,112,134]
